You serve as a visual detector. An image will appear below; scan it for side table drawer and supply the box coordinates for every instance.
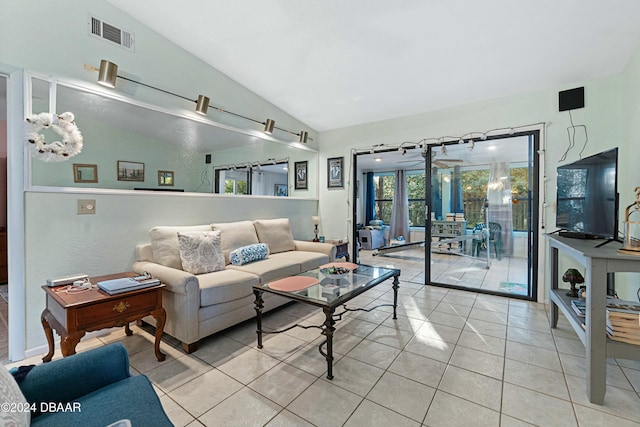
[76,291,160,329]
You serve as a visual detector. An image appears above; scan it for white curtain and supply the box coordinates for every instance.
[390,170,411,242]
[487,162,513,255]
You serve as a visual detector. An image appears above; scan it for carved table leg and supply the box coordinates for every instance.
[322,307,336,380]
[254,289,264,348]
[125,323,133,336]
[60,331,86,357]
[41,309,55,363]
[151,308,167,361]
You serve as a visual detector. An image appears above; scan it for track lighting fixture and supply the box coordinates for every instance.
[440,145,447,156]
[195,95,210,115]
[264,119,275,134]
[458,138,464,144]
[468,140,475,152]
[97,60,118,88]
[299,131,308,143]
[94,60,310,144]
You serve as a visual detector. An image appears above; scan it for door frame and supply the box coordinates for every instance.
[425,130,541,301]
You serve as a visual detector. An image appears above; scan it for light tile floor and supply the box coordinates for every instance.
[7,260,640,426]
[361,247,529,296]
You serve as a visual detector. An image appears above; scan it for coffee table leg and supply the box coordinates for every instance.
[392,274,399,320]
[254,290,264,349]
[322,307,336,380]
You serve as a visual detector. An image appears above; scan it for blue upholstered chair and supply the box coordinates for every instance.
[14,343,173,427]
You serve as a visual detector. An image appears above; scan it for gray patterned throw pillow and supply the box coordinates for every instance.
[177,230,225,274]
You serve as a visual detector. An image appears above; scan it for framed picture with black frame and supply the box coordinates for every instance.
[327,157,344,188]
[294,161,308,190]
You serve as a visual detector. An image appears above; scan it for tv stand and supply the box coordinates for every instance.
[545,234,640,404]
[558,230,596,239]
[594,237,623,248]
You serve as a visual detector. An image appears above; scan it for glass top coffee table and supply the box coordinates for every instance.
[252,262,400,379]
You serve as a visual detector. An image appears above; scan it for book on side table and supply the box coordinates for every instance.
[98,276,160,295]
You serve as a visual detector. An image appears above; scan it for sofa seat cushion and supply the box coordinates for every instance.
[212,221,260,264]
[199,293,255,320]
[31,375,172,427]
[149,224,211,269]
[269,251,330,272]
[199,269,260,307]
[227,257,300,283]
[253,218,296,254]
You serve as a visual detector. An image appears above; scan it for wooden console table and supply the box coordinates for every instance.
[41,272,166,363]
[546,234,640,404]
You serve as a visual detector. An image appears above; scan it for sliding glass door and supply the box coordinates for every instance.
[426,133,539,299]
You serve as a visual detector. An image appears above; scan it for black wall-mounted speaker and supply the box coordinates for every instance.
[205,154,212,164]
[559,87,585,111]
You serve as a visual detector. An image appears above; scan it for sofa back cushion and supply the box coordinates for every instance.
[253,218,296,254]
[211,220,260,264]
[149,225,212,270]
[178,230,225,274]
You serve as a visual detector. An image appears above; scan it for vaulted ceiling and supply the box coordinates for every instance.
[109,1,640,132]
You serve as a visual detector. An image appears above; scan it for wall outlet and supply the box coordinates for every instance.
[77,199,96,215]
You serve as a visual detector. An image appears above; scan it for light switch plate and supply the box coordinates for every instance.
[77,199,96,215]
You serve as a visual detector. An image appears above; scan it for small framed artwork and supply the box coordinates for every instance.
[274,184,288,196]
[327,157,344,188]
[73,164,98,183]
[158,170,174,186]
[294,161,308,190]
[117,161,145,182]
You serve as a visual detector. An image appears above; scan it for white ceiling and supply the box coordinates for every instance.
[107,0,640,132]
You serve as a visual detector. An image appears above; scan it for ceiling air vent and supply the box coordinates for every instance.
[88,16,134,52]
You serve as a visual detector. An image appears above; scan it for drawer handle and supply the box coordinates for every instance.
[113,301,130,313]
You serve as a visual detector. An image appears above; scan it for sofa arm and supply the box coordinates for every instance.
[19,343,130,406]
[133,261,198,296]
[294,240,337,261]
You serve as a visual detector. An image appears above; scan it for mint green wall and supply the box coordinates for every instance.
[23,192,318,349]
[615,46,640,301]
[1,0,320,354]
[318,72,626,302]
[0,0,317,142]
[31,115,203,190]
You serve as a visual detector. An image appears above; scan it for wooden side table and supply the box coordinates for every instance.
[326,240,349,261]
[41,272,166,363]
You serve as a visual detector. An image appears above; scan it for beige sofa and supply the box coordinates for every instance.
[133,218,336,353]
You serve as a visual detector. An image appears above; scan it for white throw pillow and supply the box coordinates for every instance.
[0,366,31,427]
[253,218,295,254]
[177,231,225,275]
[149,225,211,269]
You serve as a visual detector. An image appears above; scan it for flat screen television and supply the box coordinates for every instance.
[555,148,618,240]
